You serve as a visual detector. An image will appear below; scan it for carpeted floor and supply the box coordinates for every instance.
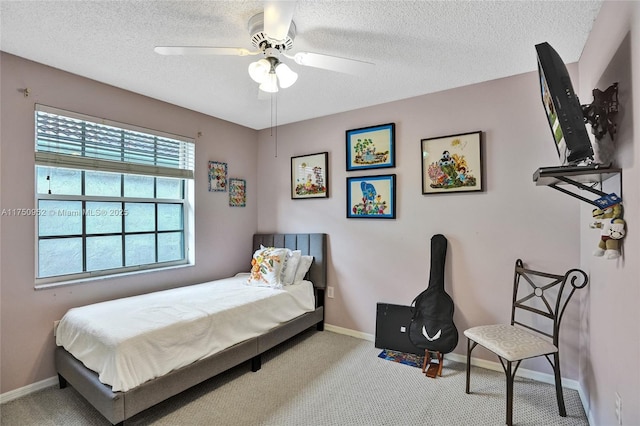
[1,329,588,426]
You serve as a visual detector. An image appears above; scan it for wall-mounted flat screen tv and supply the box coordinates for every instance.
[536,42,594,166]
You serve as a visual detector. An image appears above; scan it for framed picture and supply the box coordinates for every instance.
[208,161,227,192]
[291,152,329,199]
[346,174,396,219]
[228,178,246,207]
[421,131,483,194]
[346,123,395,171]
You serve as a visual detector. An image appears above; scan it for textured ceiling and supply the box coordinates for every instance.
[1,1,602,130]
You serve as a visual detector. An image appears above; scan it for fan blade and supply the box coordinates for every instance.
[263,1,297,42]
[287,52,374,75]
[154,46,258,56]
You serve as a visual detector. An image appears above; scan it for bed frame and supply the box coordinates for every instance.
[55,233,327,425]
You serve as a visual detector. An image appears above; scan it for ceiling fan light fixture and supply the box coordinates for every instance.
[275,62,298,88]
[248,58,271,83]
[259,73,279,93]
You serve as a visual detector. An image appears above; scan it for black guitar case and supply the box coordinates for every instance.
[408,234,458,353]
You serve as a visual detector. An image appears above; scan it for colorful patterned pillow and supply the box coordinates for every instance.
[247,247,288,288]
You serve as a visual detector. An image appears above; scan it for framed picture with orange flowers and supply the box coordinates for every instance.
[347,174,396,219]
[421,131,483,194]
[208,161,227,192]
[291,152,329,199]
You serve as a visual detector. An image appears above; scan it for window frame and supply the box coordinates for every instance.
[34,106,195,288]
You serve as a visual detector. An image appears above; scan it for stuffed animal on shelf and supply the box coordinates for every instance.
[590,203,626,259]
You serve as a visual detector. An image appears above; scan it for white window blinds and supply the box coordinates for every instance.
[35,104,195,179]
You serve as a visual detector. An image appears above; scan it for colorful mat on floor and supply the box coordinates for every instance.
[378,349,424,368]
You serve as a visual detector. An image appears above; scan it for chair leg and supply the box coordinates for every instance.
[505,360,514,426]
[552,352,567,417]
[466,338,478,394]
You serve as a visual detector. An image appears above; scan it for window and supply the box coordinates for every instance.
[34,105,195,286]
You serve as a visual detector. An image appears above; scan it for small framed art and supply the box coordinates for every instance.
[421,131,483,194]
[346,174,396,219]
[291,152,329,199]
[208,161,227,192]
[346,123,395,171]
[229,178,246,207]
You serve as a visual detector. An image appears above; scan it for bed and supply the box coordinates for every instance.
[54,233,327,425]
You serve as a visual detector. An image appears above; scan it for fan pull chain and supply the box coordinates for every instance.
[270,92,278,157]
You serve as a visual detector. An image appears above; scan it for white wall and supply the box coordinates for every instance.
[578,2,640,425]
[0,53,259,393]
[256,68,585,378]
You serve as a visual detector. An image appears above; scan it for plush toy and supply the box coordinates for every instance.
[590,203,626,259]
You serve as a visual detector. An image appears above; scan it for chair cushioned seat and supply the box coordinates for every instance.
[464,324,558,362]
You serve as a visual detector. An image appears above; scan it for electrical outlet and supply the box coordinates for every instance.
[53,320,60,337]
[615,392,622,425]
[327,286,334,298]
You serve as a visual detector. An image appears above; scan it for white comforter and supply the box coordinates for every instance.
[56,275,315,392]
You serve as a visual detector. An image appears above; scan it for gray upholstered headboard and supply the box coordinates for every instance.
[252,233,327,290]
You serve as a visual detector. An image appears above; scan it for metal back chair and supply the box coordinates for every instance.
[464,259,588,426]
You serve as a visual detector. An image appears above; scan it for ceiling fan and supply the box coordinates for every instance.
[154,0,374,93]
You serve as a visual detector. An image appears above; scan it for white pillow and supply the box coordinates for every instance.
[293,255,314,283]
[247,247,288,288]
[281,250,301,285]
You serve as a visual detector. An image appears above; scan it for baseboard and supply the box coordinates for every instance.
[326,323,588,418]
[325,323,375,342]
[0,376,58,404]
[578,385,593,426]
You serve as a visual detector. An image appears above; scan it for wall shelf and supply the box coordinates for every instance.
[533,166,622,207]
